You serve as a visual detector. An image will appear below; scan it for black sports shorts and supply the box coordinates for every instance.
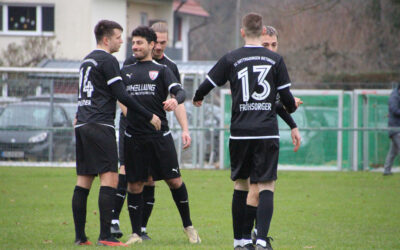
[125,131,180,183]
[75,123,118,175]
[229,138,279,183]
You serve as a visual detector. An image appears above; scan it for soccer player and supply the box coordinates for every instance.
[72,20,161,246]
[193,13,298,250]
[244,25,302,248]
[119,26,200,245]
[111,22,191,240]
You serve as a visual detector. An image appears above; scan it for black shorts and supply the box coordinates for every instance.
[125,132,180,182]
[75,123,118,175]
[118,115,128,166]
[229,138,279,183]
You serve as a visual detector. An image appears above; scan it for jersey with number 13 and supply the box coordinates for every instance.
[76,49,122,126]
[206,45,291,138]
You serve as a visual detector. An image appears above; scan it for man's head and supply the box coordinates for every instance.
[94,20,123,53]
[131,26,157,61]
[151,22,168,59]
[241,13,263,39]
[262,26,278,52]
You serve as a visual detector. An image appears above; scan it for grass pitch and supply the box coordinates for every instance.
[0,167,399,249]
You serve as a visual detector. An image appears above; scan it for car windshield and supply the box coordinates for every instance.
[0,105,49,127]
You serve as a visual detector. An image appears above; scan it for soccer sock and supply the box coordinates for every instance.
[72,186,90,241]
[98,186,117,240]
[256,190,274,243]
[170,182,192,228]
[127,192,144,235]
[232,190,248,241]
[142,185,155,229]
[112,174,127,221]
[243,205,257,239]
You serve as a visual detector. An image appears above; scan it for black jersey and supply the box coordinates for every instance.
[120,54,181,126]
[198,45,292,139]
[121,60,182,136]
[76,49,121,126]
[124,54,180,83]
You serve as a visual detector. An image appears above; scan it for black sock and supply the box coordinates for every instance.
[142,185,155,229]
[256,190,274,241]
[98,186,117,240]
[127,192,143,235]
[232,190,248,240]
[243,205,257,239]
[72,186,90,241]
[112,174,127,220]
[170,182,192,228]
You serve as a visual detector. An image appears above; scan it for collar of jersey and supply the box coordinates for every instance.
[94,48,109,53]
[244,45,263,48]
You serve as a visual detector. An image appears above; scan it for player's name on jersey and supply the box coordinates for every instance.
[234,56,275,67]
[239,102,271,112]
[78,99,91,106]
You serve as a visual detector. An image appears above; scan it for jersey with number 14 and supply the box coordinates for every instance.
[76,49,122,126]
[207,45,291,138]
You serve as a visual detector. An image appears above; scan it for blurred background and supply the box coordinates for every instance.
[0,0,399,172]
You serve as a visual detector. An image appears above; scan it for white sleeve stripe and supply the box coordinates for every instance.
[168,83,181,92]
[107,76,122,85]
[277,83,291,90]
[206,75,217,87]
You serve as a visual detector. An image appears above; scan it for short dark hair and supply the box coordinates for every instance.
[242,13,263,38]
[94,20,123,44]
[131,26,157,43]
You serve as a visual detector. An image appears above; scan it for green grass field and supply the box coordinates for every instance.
[0,167,399,249]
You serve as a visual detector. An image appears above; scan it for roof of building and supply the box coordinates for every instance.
[173,0,209,17]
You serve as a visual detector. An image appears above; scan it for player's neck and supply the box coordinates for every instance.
[96,44,111,53]
[244,37,262,47]
[152,53,164,60]
[138,55,153,62]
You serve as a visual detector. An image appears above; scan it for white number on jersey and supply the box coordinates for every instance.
[237,65,272,102]
[78,66,94,98]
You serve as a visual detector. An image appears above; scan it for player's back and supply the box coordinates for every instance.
[76,49,121,126]
[212,46,291,138]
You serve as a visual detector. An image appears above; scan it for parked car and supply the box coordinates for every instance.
[0,101,74,161]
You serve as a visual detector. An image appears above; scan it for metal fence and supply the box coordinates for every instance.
[0,67,397,171]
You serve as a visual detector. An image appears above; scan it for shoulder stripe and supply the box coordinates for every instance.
[107,76,122,85]
[229,135,280,140]
[163,54,176,64]
[152,60,163,66]
[168,83,181,92]
[206,75,218,87]
[277,83,291,90]
[81,59,98,67]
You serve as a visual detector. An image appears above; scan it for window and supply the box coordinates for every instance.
[0,4,55,35]
[140,12,148,26]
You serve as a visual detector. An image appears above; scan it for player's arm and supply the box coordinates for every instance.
[163,67,186,112]
[275,57,297,113]
[276,102,301,152]
[389,93,400,116]
[117,101,127,116]
[193,56,229,107]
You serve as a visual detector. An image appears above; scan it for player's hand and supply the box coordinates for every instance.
[73,117,77,127]
[163,98,178,112]
[193,100,203,107]
[150,114,161,130]
[182,130,191,149]
[294,97,303,108]
[291,127,301,152]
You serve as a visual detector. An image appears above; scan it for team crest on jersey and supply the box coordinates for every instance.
[149,71,159,80]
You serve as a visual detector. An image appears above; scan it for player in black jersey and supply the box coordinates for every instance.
[72,20,161,247]
[193,13,298,250]
[111,22,191,240]
[119,26,200,245]
[244,25,303,248]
